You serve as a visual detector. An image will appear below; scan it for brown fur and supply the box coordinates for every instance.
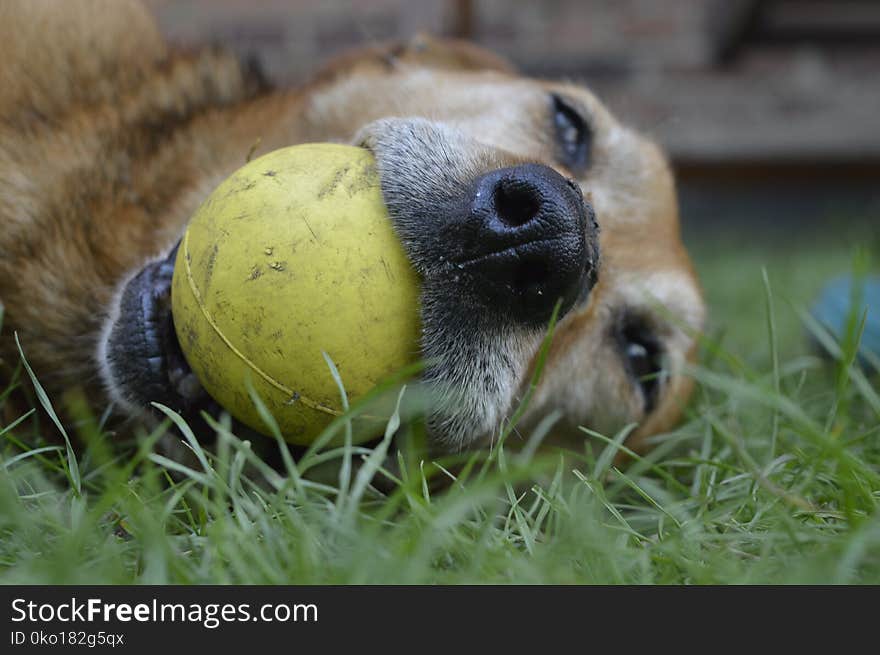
[0,1,704,453]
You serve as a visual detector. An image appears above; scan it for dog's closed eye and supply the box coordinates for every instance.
[551,94,592,176]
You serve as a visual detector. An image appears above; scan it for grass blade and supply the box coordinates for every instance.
[15,332,81,497]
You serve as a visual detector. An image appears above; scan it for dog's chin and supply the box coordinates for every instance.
[414,291,542,449]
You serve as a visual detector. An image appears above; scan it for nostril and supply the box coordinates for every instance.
[493,179,541,228]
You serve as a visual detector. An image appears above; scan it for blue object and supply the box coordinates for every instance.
[810,274,880,369]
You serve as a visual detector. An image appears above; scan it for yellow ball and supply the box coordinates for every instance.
[171,143,421,444]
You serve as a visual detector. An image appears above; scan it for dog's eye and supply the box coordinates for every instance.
[551,94,591,176]
[615,315,665,414]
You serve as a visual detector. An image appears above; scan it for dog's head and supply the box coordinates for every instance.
[296,36,706,451]
[98,32,705,454]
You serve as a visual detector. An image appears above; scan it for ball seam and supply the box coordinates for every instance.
[181,228,341,417]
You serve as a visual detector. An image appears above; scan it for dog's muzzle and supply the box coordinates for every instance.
[450,163,599,325]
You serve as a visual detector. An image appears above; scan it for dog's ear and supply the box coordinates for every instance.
[305,33,516,88]
[384,33,517,74]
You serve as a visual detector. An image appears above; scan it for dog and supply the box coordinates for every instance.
[0,0,705,455]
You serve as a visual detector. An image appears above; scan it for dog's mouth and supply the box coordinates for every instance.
[454,237,562,301]
[101,154,599,451]
[102,243,214,421]
[453,235,563,269]
[453,235,592,323]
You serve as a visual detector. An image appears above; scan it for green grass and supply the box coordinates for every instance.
[1,224,878,584]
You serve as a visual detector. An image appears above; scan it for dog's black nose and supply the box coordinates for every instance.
[454,163,599,325]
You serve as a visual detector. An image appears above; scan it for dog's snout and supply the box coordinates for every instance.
[457,163,599,325]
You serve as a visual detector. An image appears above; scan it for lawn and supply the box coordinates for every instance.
[1,220,878,584]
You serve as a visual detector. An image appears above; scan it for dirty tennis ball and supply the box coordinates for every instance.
[171,143,421,445]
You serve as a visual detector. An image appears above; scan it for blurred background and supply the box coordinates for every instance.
[144,0,879,356]
[144,0,880,228]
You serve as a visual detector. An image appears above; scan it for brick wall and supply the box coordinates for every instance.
[144,0,880,163]
[143,1,880,224]
[144,0,714,81]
